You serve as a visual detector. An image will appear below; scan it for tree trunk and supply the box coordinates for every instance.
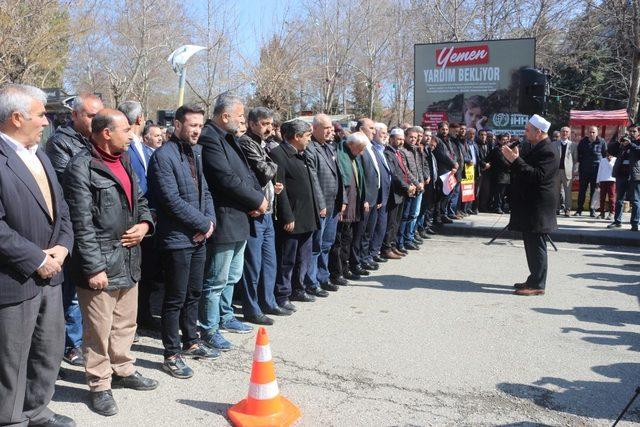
[629,48,640,122]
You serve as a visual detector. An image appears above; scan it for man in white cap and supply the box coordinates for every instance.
[500,114,559,296]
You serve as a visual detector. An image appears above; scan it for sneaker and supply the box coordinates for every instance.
[202,330,233,351]
[112,371,158,390]
[182,342,220,359]
[219,317,253,334]
[607,222,622,229]
[64,347,85,366]
[162,355,193,379]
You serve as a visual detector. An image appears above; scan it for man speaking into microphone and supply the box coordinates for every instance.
[501,115,559,296]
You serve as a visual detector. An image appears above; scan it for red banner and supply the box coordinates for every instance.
[436,44,490,69]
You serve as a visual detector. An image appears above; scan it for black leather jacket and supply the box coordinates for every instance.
[45,123,91,180]
[62,146,154,291]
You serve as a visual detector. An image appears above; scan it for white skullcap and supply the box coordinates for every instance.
[389,128,404,137]
[529,114,551,133]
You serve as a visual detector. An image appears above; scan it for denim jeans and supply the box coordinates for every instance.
[407,191,423,240]
[241,214,278,316]
[62,263,82,351]
[397,195,419,247]
[305,212,339,288]
[447,183,461,217]
[614,179,640,225]
[199,241,246,335]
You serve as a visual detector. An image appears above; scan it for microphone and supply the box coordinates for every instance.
[508,139,521,149]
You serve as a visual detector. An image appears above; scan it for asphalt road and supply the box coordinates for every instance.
[50,236,640,426]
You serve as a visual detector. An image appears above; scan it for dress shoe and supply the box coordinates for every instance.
[330,276,348,286]
[404,242,419,250]
[380,250,401,260]
[453,214,463,220]
[372,255,388,263]
[280,300,298,312]
[413,235,424,244]
[32,413,76,427]
[440,216,453,224]
[564,211,570,218]
[572,211,582,216]
[350,266,370,276]
[361,261,379,270]
[344,271,361,281]
[419,229,429,239]
[607,222,622,229]
[589,209,596,217]
[307,287,329,297]
[513,282,528,290]
[90,390,118,416]
[396,247,408,255]
[264,306,292,316]
[320,281,339,292]
[425,227,436,235]
[112,371,158,391]
[470,210,478,215]
[514,287,545,296]
[244,314,274,325]
[290,292,316,302]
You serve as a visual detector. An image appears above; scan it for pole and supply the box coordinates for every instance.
[177,68,186,107]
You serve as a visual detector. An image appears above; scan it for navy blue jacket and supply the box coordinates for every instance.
[577,136,607,176]
[147,135,215,250]
[199,121,264,244]
[127,141,153,195]
[0,136,73,304]
[372,142,392,207]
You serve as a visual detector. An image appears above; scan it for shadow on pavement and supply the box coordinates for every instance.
[568,271,639,284]
[52,384,89,406]
[58,367,86,386]
[359,275,514,294]
[497,363,640,422]
[132,343,164,356]
[177,399,231,418]
[497,423,554,427]
[589,283,640,305]
[533,306,640,327]
[583,252,640,262]
[561,327,640,352]
[587,262,640,271]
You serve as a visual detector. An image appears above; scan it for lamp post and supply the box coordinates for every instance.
[167,45,207,107]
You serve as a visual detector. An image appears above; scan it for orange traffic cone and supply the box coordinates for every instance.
[227,327,301,427]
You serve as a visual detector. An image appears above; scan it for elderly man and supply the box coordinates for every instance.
[350,118,381,275]
[238,107,290,324]
[369,123,393,263]
[501,115,559,296]
[555,126,575,217]
[64,109,157,416]
[270,120,321,305]
[575,125,607,216]
[118,101,148,195]
[147,104,218,379]
[46,92,103,367]
[304,113,344,293]
[198,94,267,351]
[0,84,75,427]
[329,132,368,283]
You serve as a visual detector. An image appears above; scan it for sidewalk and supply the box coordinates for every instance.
[436,212,640,247]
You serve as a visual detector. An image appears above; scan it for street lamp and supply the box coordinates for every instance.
[168,44,207,107]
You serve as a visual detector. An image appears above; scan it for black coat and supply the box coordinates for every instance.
[63,146,154,291]
[508,138,560,234]
[269,142,320,234]
[0,137,74,305]
[432,134,457,176]
[609,140,640,181]
[486,145,511,185]
[45,123,91,181]
[384,145,410,205]
[198,121,264,244]
[577,136,607,176]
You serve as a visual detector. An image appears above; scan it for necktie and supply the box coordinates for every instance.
[396,151,409,183]
[25,158,54,219]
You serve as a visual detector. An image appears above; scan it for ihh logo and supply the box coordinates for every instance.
[492,113,510,127]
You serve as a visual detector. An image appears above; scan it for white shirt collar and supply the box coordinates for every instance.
[0,131,38,156]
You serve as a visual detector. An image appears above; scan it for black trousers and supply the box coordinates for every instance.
[577,173,597,212]
[491,182,508,211]
[0,285,64,426]
[522,232,548,289]
[382,199,403,250]
[329,222,353,277]
[275,231,313,304]
[138,236,163,322]
[351,207,378,267]
[161,245,206,358]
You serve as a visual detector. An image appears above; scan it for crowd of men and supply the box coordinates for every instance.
[1,83,639,427]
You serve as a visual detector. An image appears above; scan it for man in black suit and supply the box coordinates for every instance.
[501,115,559,296]
[270,120,321,306]
[304,114,344,292]
[369,123,394,262]
[0,84,75,427]
[198,94,267,350]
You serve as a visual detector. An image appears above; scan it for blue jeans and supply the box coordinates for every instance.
[614,179,640,225]
[199,241,246,335]
[305,212,339,288]
[62,263,82,351]
[241,215,278,316]
[407,191,423,240]
[370,204,388,257]
[447,183,461,217]
[397,196,418,247]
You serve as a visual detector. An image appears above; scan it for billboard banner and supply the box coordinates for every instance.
[414,38,535,135]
